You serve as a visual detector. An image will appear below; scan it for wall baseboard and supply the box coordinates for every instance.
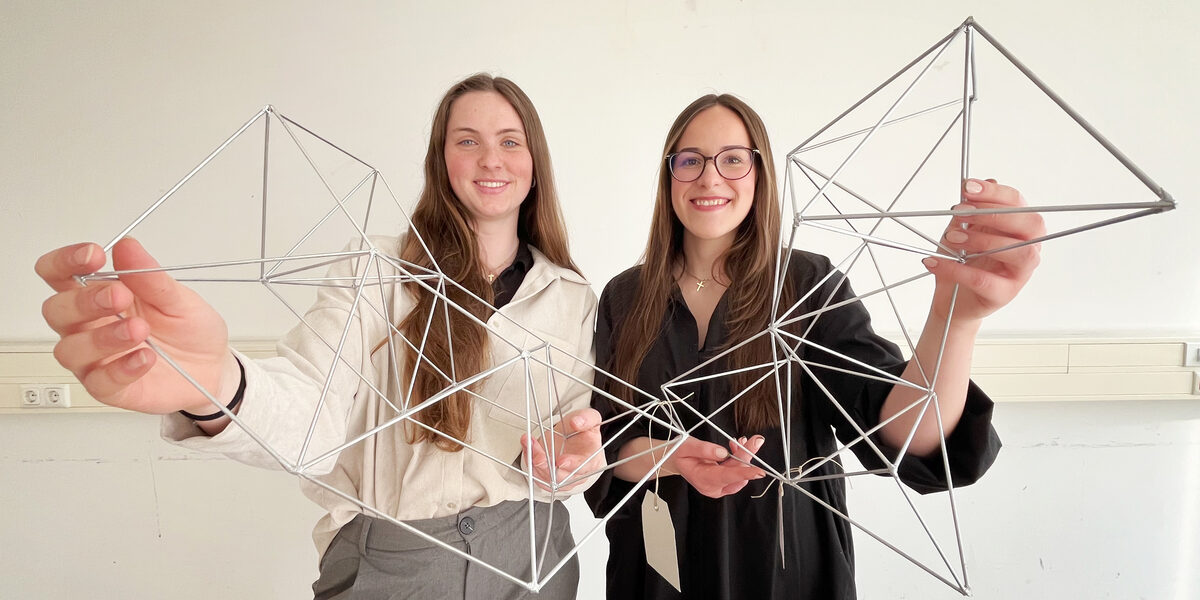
[2,337,1197,413]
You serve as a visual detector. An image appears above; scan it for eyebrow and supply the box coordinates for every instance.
[450,127,526,136]
[675,144,749,153]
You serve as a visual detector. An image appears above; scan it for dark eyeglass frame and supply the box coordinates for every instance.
[665,147,761,182]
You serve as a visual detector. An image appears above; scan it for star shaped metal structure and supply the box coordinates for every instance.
[662,16,1177,595]
[80,105,688,592]
[77,15,1180,594]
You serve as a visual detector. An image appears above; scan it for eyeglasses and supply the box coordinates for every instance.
[666,147,759,182]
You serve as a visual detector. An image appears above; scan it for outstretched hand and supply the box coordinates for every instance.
[923,178,1046,324]
[669,435,766,499]
[35,238,234,416]
[523,408,604,492]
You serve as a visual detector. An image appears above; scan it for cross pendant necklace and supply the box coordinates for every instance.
[682,265,715,293]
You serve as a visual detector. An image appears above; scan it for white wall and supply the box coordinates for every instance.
[2,1,1198,598]
[4,401,1198,599]
[2,0,1197,340]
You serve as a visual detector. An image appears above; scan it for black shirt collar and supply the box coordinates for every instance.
[491,242,533,310]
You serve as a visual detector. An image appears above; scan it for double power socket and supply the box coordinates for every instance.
[21,384,72,408]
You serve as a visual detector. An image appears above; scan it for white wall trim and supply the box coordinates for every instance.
[2,337,1197,413]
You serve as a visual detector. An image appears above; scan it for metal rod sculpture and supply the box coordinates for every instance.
[80,105,689,592]
[76,17,1176,595]
[661,16,1176,595]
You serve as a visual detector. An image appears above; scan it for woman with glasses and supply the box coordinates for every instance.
[36,74,602,599]
[585,94,1044,599]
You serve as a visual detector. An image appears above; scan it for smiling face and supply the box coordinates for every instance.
[443,91,534,230]
[670,105,757,250]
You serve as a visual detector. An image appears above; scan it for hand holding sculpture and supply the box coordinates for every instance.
[36,237,236,416]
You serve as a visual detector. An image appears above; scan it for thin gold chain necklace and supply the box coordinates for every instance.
[483,246,520,283]
[681,266,721,293]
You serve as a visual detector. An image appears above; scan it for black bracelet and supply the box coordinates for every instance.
[179,356,247,421]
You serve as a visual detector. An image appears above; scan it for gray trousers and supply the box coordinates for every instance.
[312,500,579,600]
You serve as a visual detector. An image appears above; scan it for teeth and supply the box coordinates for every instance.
[694,198,728,207]
[477,181,507,188]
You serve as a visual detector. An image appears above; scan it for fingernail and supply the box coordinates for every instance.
[951,203,976,212]
[964,179,983,194]
[127,350,146,370]
[74,245,93,266]
[572,416,584,428]
[945,230,968,244]
[715,448,729,460]
[922,257,938,270]
[114,321,132,342]
[95,287,114,309]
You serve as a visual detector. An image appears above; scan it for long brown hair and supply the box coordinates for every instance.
[611,94,791,433]
[393,74,580,451]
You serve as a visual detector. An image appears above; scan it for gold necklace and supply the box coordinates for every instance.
[682,266,718,293]
[483,246,520,284]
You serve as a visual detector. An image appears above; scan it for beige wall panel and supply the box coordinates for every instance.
[973,371,1195,398]
[1069,343,1184,367]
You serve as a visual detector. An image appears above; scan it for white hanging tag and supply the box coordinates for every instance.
[641,490,682,592]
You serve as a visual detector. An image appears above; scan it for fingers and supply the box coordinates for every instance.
[719,480,751,496]
[522,434,550,471]
[727,435,767,477]
[523,433,594,493]
[679,437,730,462]
[111,238,190,317]
[682,460,764,498]
[729,435,765,461]
[668,435,773,498]
[524,409,606,488]
[962,178,1020,206]
[35,243,107,293]
[41,282,134,335]
[564,407,602,433]
[950,205,1045,242]
[77,347,158,403]
[941,229,1041,274]
[922,257,1020,310]
[675,455,764,497]
[953,179,1046,241]
[53,316,151,375]
[524,434,587,474]
[562,408,602,448]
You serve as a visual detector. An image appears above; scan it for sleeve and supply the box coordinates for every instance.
[584,276,652,516]
[803,256,1001,495]
[160,246,376,475]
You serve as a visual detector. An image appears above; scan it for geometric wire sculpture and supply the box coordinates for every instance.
[78,105,687,592]
[660,16,1176,596]
[73,17,1178,594]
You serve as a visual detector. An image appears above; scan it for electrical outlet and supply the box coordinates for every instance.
[1185,342,1200,367]
[20,385,44,408]
[18,384,71,408]
[44,385,71,408]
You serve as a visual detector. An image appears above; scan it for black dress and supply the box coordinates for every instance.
[584,250,1001,600]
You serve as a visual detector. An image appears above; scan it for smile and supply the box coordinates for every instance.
[691,198,729,207]
[476,180,508,188]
